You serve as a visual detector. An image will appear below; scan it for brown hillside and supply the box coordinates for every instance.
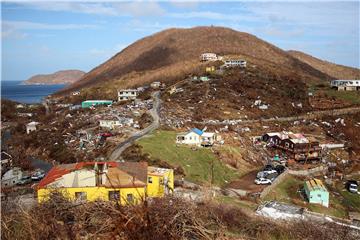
[57,26,331,95]
[288,50,360,80]
[23,70,85,85]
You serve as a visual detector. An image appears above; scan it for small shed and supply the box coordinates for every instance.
[81,100,113,109]
[304,178,329,207]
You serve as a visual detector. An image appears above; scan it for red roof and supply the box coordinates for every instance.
[37,161,146,189]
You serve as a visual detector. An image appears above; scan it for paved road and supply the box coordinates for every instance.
[108,91,161,160]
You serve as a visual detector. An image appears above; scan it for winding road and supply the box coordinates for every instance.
[108,91,161,161]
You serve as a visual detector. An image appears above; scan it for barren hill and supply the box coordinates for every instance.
[58,26,332,95]
[23,70,85,85]
[288,50,360,80]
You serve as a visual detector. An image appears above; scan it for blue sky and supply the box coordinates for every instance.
[1,1,359,80]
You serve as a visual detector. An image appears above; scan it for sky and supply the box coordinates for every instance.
[1,0,359,80]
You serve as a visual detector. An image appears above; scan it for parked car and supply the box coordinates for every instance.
[17,175,32,185]
[255,178,272,185]
[31,170,45,181]
[346,180,358,193]
[263,164,274,171]
[274,165,286,174]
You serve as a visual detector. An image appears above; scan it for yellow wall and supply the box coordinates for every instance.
[147,169,174,198]
[38,186,145,205]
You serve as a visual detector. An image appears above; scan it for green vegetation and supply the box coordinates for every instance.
[325,90,360,104]
[263,175,347,218]
[138,130,239,186]
[263,175,302,203]
[336,183,360,212]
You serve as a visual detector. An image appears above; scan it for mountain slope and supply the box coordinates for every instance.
[288,50,360,80]
[23,70,85,85]
[57,26,332,95]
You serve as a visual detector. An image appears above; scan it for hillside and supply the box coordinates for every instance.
[57,26,332,95]
[288,50,360,80]
[23,70,85,85]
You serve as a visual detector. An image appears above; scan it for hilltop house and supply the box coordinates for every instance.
[304,178,329,207]
[262,131,321,161]
[223,59,247,68]
[176,128,217,147]
[205,66,216,73]
[200,53,219,61]
[118,89,138,101]
[330,80,360,91]
[37,162,174,204]
[26,121,40,134]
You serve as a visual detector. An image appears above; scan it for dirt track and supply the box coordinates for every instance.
[195,106,360,125]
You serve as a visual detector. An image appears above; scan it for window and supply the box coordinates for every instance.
[148,177,153,184]
[189,136,192,140]
[75,192,87,201]
[108,191,120,201]
[285,142,289,147]
[126,194,134,204]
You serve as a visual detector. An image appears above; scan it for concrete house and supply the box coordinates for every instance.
[223,59,247,68]
[331,80,360,91]
[37,162,174,204]
[304,178,329,207]
[176,128,217,146]
[262,132,321,161]
[1,167,23,187]
[118,89,138,101]
[147,167,174,197]
[26,121,40,134]
[99,118,123,129]
[200,53,218,61]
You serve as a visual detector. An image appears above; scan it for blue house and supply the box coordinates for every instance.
[304,178,329,207]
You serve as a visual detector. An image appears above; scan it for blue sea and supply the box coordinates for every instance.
[1,81,66,104]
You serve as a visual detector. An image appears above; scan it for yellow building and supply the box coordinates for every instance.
[205,66,216,73]
[37,162,148,205]
[146,166,174,197]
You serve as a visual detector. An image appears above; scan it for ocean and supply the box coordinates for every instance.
[1,81,66,104]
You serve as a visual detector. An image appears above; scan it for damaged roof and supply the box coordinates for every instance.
[38,161,148,189]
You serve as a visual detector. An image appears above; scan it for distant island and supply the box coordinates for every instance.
[22,70,85,85]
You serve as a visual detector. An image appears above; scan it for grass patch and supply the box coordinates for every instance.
[325,89,360,104]
[336,182,360,212]
[216,195,258,211]
[138,130,239,186]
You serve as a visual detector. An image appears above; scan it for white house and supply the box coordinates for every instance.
[330,80,360,91]
[99,119,123,129]
[118,89,138,101]
[200,53,218,61]
[26,121,39,134]
[176,128,217,146]
[223,59,247,68]
[1,167,23,187]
